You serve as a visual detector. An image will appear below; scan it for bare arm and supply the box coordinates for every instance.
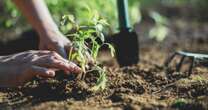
[13,0,58,34]
[13,0,71,58]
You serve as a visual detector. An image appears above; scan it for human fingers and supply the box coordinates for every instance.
[30,65,56,78]
[32,55,81,73]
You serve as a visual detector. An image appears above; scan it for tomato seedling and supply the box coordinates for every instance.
[60,10,115,92]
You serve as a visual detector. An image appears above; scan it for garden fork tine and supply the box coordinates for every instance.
[188,57,195,76]
[164,52,177,67]
[164,51,208,76]
[176,55,185,72]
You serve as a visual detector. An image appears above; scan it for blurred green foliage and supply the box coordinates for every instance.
[1,0,208,38]
[0,0,21,28]
[46,0,141,33]
[149,11,169,42]
[0,0,140,33]
[139,0,208,7]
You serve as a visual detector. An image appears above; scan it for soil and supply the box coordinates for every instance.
[0,20,208,110]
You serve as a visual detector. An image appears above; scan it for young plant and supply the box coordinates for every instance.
[60,9,115,92]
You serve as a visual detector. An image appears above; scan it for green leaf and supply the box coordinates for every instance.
[98,19,109,26]
[105,43,115,57]
[91,42,100,60]
[96,24,103,32]
[5,20,13,28]
[89,68,107,92]
[149,25,169,42]
[149,11,168,25]
[99,33,105,43]
[64,14,75,23]
[91,10,100,24]
[71,53,78,61]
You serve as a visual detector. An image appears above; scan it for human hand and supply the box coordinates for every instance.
[0,50,81,87]
[38,30,94,63]
[39,30,72,59]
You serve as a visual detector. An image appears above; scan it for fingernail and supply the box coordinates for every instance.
[65,70,70,74]
[67,62,82,73]
[48,71,55,77]
[74,66,82,73]
[68,62,76,69]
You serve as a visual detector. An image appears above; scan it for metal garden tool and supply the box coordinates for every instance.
[164,51,208,76]
[113,0,139,66]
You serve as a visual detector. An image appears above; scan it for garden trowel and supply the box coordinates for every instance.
[113,0,139,66]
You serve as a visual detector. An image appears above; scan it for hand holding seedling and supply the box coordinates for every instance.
[0,50,81,87]
[10,0,115,91]
[38,30,72,59]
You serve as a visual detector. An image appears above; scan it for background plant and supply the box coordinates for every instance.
[149,11,169,42]
[0,0,140,34]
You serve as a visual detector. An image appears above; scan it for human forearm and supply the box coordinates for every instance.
[13,0,74,58]
[12,0,58,35]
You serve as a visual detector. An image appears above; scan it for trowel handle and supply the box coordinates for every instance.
[117,0,131,30]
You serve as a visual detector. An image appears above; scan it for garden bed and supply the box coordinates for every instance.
[0,20,208,110]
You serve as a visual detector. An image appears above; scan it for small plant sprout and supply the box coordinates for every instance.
[60,9,115,92]
[89,66,107,92]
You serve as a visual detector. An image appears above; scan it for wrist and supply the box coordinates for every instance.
[37,22,60,38]
[38,26,60,39]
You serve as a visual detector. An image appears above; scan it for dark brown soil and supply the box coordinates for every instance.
[0,20,208,110]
